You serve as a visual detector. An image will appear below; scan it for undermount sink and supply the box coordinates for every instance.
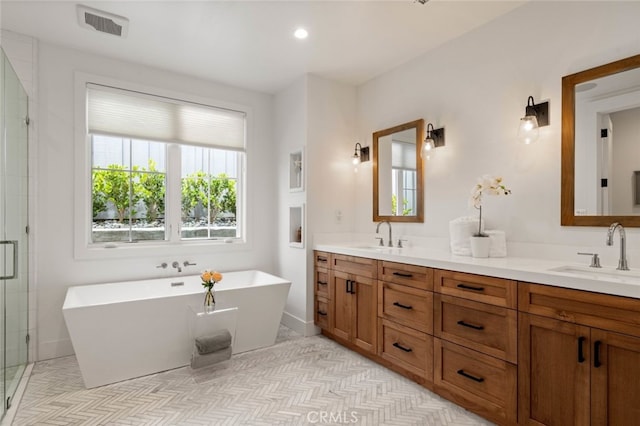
[549,265,640,284]
[348,244,403,252]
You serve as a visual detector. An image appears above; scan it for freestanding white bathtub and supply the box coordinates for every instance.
[63,270,291,388]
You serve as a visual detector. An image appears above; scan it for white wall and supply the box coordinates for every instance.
[275,74,357,335]
[306,75,358,237]
[36,42,276,360]
[355,1,640,248]
[275,76,308,334]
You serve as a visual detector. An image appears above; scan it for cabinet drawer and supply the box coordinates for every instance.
[332,254,377,279]
[378,282,433,334]
[315,267,331,299]
[314,296,331,330]
[378,318,433,381]
[434,339,516,425]
[434,294,516,363]
[378,261,433,291]
[519,282,640,337]
[434,269,517,308]
[314,251,331,268]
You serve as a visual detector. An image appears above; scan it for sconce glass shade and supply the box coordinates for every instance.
[421,138,435,160]
[352,142,369,171]
[518,114,540,144]
[518,96,548,144]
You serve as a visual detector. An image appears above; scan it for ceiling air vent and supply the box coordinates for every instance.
[77,5,129,38]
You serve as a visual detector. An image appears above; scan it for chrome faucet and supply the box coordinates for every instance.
[172,261,182,273]
[606,222,629,271]
[376,221,393,247]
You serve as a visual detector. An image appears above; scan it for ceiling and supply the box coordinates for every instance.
[1,1,525,94]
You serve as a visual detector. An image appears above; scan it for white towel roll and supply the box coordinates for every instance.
[485,230,507,257]
[449,216,482,256]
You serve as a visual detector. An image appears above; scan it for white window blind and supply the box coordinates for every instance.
[87,84,246,150]
[392,140,416,171]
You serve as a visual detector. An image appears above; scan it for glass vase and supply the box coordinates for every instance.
[203,287,216,313]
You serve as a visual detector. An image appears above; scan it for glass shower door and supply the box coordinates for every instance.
[0,47,29,415]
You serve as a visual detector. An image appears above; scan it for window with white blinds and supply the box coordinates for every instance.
[83,81,245,247]
[87,83,246,150]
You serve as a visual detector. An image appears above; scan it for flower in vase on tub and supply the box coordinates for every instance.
[201,270,223,291]
[469,175,511,237]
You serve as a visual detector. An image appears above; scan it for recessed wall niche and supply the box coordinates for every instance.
[289,204,304,248]
[289,150,304,192]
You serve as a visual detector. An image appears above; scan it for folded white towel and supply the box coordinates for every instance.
[486,230,507,257]
[449,216,482,256]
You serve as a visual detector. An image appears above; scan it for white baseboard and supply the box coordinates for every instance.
[38,338,74,361]
[281,311,320,337]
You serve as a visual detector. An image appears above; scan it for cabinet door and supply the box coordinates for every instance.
[353,275,377,353]
[332,271,353,341]
[518,313,590,426]
[591,329,640,426]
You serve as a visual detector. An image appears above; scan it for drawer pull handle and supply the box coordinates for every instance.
[457,369,485,383]
[578,336,586,363]
[393,302,413,310]
[317,281,327,286]
[594,340,602,368]
[317,256,327,263]
[392,272,413,278]
[457,320,484,331]
[317,311,327,316]
[392,342,413,353]
[457,283,485,292]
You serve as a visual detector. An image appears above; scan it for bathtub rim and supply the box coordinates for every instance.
[62,269,291,310]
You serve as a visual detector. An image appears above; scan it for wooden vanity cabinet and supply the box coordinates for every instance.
[313,251,640,426]
[331,254,378,353]
[518,313,590,425]
[377,261,434,383]
[433,270,518,425]
[313,252,333,331]
[519,283,640,426]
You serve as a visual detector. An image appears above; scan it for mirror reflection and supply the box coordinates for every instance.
[574,67,640,216]
[373,119,424,223]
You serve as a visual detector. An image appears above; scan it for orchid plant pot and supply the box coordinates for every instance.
[468,175,511,259]
[470,235,491,258]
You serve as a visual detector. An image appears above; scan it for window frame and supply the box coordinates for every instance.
[74,72,251,260]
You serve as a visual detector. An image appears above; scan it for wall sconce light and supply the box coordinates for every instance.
[352,142,370,166]
[517,95,549,144]
[421,123,445,160]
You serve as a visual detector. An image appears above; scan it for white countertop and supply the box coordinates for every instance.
[315,243,640,300]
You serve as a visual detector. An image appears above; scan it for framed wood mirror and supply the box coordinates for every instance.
[373,119,424,222]
[562,54,640,226]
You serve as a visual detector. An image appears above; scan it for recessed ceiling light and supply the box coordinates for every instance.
[294,28,308,40]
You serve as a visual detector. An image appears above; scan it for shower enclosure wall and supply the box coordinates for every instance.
[0,46,29,418]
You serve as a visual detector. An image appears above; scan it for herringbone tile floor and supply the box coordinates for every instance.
[12,327,493,425]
